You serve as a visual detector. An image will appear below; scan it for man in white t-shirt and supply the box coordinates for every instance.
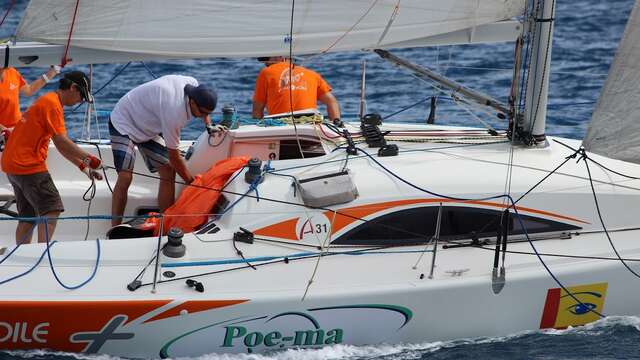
[108,75,217,226]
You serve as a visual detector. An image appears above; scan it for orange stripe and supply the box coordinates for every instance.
[254,217,299,240]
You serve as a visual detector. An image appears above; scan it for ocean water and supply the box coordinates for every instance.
[1,0,640,359]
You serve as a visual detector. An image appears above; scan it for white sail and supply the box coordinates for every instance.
[15,0,525,58]
[583,0,640,163]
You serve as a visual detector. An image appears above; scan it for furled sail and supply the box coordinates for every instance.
[583,0,640,163]
[16,0,525,58]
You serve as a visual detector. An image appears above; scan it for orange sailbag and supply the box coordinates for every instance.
[146,156,250,235]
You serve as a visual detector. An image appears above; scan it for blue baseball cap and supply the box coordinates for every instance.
[184,84,217,111]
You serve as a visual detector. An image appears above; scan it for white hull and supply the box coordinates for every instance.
[1,123,639,356]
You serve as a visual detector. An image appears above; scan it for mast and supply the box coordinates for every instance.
[520,0,556,145]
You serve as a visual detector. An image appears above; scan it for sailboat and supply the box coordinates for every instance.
[0,0,639,357]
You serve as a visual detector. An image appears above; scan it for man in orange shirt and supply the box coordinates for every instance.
[1,71,103,245]
[252,56,341,124]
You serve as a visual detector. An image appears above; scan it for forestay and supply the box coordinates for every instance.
[16,0,525,58]
[583,0,640,163]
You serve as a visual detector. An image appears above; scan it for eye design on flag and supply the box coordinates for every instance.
[561,291,603,315]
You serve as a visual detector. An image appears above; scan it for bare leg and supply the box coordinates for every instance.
[112,171,133,226]
[37,211,60,243]
[15,221,35,245]
[157,164,176,212]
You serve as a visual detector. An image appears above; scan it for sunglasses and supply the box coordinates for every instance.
[197,106,213,115]
[190,98,212,115]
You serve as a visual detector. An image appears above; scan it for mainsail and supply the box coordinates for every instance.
[16,0,525,58]
[583,0,640,163]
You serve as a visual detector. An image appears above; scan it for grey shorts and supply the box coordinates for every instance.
[8,171,64,221]
[109,119,170,173]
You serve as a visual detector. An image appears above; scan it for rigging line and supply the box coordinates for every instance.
[138,245,389,288]
[528,0,556,135]
[353,146,507,203]
[553,138,640,183]
[471,243,640,263]
[440,65,608,76]
[383,96,432,120]
[82,177,96,241]
[518,0,537,119]
[130,246,164,285]
[303,0,381,63]
[418,144,640,193]
[140,61,157,79]
[78,141,113,193]
[288,0,305,161]
[60,0,81,67]
[301,209,338,302]
[71,62,132,114]
[450,96,499,134]
[271,141,510,173]
[399,69,504,124]
[583,155,640,280]
[102,165,436,244]
[512,149,577,205]
[509,202,605,318]
[0,0,16,29]
[584,156,640,181]
[375,0,400,46]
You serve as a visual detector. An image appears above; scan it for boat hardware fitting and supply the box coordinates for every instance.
[186,279,204,293]
[163,227,186,258]
[245,158,263,184]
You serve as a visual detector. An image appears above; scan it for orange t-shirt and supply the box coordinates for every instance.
[1,92,66,175]
[0,67,27,128]
[253,62,332,116]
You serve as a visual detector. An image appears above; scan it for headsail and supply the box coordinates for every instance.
[583,0,640,163]
[16,0,525,58]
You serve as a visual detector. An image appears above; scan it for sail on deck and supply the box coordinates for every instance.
[16,0,525,58]
[583,1,640,163]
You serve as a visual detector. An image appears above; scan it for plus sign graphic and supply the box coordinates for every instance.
[71,315,135,353]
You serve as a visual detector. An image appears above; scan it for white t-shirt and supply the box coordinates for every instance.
[110,75,198,149]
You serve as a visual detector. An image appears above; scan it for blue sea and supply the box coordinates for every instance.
[1,0,639,359]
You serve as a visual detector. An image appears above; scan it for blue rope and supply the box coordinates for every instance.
[43,218,101,290]
[0,241,56,286]
[162,248,434,268]
[0,213,162,221]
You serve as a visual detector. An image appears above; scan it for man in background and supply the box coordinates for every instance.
[252,56,341,124]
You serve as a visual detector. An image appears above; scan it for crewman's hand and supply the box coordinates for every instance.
[206,124,228,135]
[79,155,104,180]
[0,129,11,151]
[79,166,104,181]
[82,154,103,170]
